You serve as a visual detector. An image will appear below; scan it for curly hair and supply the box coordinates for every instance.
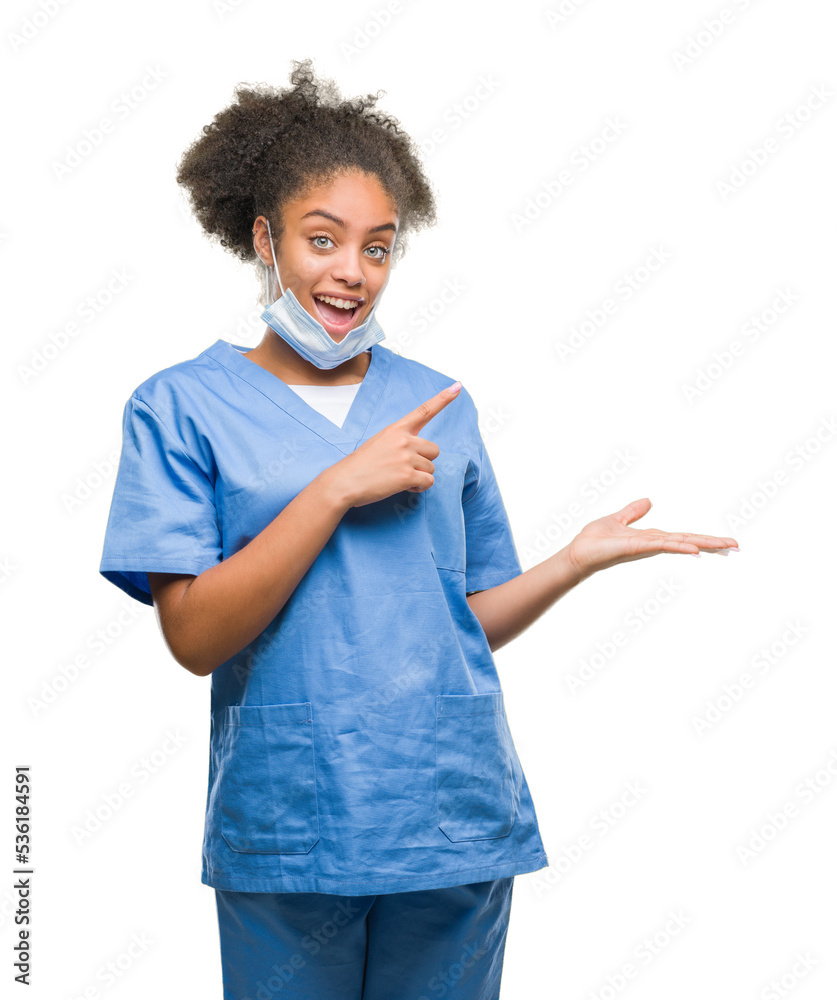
[175,58,438,303]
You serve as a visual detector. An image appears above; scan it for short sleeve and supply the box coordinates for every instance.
[99,395,222,607]
[463,432,522,593]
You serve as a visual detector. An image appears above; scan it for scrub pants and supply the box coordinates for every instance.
[214,876,515,1000]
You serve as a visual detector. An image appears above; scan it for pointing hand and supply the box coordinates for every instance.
[333,382,462,508]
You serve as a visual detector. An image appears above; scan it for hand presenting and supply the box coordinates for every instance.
[567,498,739,577]
[334,381,462,508]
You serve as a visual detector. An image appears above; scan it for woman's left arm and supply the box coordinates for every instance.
[466,497,739,653]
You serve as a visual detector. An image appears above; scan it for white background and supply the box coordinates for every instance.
[4,0,836,997]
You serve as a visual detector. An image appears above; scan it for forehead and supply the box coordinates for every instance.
[282,170,399,226]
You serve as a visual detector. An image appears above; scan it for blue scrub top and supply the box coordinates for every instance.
[99,338,550,894]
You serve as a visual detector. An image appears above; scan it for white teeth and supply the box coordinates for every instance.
[315,295,358,310]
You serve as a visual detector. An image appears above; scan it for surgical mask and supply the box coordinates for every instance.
[259,219,387,370]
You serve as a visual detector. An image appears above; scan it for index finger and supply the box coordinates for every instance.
[399,381,462,433]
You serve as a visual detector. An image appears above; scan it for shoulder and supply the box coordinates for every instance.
[382,346,479,419]
[129,342,219,405]
[119,343,228,466]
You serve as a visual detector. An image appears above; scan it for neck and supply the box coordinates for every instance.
[244,329,372,385]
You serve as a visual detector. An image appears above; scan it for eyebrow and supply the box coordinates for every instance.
[299,209,397,234]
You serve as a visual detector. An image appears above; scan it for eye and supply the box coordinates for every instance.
[308,233,391,260]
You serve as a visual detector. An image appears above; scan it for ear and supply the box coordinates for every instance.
[251,216,275,266]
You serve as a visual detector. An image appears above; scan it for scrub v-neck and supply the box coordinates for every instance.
[206,338,393,456]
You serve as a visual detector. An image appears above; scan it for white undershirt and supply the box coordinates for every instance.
[232,347,363,429]
[285,382,361,429]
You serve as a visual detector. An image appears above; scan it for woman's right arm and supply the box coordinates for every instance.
[148,382,461,677]
[149,468,353,677]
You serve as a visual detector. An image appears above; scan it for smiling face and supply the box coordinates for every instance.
[257,169,399,343]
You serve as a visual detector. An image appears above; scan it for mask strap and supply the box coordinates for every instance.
[264,218,285,302]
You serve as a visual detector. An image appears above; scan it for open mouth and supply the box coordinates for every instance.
[311,294,362,339]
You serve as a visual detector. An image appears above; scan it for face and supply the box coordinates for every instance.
[256,170,399,342]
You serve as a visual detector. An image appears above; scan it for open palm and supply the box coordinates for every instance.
[567,498,739,577]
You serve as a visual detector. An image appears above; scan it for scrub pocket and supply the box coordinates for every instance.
[424,451,473,574]
[436,692,517,842]
[219,702,319,855]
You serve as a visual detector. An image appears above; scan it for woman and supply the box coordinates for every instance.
[99,59,738,999]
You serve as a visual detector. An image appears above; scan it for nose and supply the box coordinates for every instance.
[330,246,367,288]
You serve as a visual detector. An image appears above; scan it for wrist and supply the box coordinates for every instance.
[565,538,597,583]
[314,465,356,514]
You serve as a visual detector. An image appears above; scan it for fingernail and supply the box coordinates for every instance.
[728,547,741,553]
[447,381,462,395]
[691,552,701,558]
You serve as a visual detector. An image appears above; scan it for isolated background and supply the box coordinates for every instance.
[5,0,836,997]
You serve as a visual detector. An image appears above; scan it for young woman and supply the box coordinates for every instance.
[99,59,738,999]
